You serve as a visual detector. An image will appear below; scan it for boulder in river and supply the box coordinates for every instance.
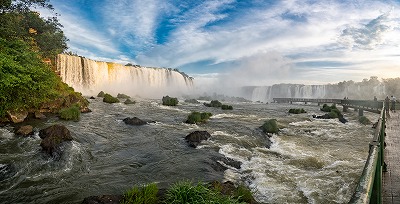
[185,131,211,148]
[39,124,73,156]
[123,117,147,126]
[15,125,34,137]
[7,110,28,123]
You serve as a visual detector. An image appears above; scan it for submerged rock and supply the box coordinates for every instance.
[210,156,242,172]
[0,163,15,181]
[185,131,211,148]
[123,117,147,126]
[39,124,73,156]
[15,125,34,137]
[81,195,123,204]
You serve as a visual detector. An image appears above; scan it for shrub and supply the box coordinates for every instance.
[288,108,306,114]
[261,119,279,134]
[120,183,158,204]
[359,116,371,125]
[162,96,179,106]
[103,93,119,103]
[117,93,130,99]
[186,112,212,124]
[221,104,233,110]
[59,105,80,121]
[165,181,242,204]
[204,100,222,107]
[97,91,105,97]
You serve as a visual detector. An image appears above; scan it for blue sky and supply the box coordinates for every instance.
[42,0,400,86]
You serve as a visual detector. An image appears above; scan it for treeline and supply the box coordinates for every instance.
[0,0,74,118]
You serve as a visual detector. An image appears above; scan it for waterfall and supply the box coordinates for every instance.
[244,83,386,103]
[57,54,194,98]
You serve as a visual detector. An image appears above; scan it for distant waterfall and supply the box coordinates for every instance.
[245,83,385,103]
[56,54,194,98]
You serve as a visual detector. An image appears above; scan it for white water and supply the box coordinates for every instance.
[57,54,194,98]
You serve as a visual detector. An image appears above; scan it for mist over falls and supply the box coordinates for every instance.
[57,54,194,98]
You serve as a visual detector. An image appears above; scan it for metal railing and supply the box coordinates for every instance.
[349,104,386,204]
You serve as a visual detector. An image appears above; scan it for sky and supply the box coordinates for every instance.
[41,0,400,87]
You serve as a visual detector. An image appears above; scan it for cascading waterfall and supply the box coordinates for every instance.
[57,54,194,98]
[246,83,385,103]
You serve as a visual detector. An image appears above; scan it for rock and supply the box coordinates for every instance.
[81,195,123,204]
[15,125,34,136]
[312,114,331,119]
[7,110,28,123]
[185,131,211,148]
[81,106,92,113]
[0,163,15,181]
[339,116,348,124]
[97,91,105,97]
[90,96,95,99]
[34,112,46,119]
[39,125,73,156]
[210,156,242,172]
[123,117,147,126]
[210,180,236,195]
[124,98,136,104]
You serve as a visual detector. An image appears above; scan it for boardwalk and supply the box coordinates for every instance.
[383,111,400,203]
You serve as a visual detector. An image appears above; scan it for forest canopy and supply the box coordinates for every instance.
[0,0,71,118]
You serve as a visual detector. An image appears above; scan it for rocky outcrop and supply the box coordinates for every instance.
[123,117,147,126]
[185,131,211,148]
[39,92,89,114]
[39,124,73,156]
[15,125,34,136]
[7,110,28,123]
[81,195,123,204]
[210,156,242,172]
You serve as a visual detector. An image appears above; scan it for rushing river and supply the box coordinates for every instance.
[0,98,378,203]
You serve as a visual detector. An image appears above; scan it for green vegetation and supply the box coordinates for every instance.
[165,181,244,204]
[120,183,158,204]
[234,184,255,204]
[103,93,119,103]
[261,119,279,134]
[289,108,306,114]
[204,100,233,110]
[359,116,371,125]
[204,100,222,107]
[162,96,178,106]
[97,91,105,97]
[186,112,213,124]
[221,104,233,110]
[117,93,130,99]
[59,105,80,121]
[0,0,86,119]
[320,104,342,118]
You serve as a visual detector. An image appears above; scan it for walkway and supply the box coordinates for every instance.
[383,111,400,203]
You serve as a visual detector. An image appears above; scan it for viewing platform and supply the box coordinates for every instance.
[383,111,400,203]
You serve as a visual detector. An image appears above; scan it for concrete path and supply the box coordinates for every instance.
[383,111,400,203]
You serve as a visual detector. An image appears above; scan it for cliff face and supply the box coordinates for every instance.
[57,54,194,98]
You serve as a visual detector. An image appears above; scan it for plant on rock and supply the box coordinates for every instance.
[186,112,212,124]
[120,183,158,204]
[103,93,119,103]
[59,104,80,121]
[162,96,179,106]
[261,119,279,134]
[288,108,306,114]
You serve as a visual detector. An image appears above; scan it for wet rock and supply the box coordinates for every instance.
[90,96,96,99]
[339,116,348,124]
[123,117,147,126]
[312,114,331,119]
[81,195,123,204]
[185,131,211,148]
[15,125,34,136]
[34,112,46,119]
[210,156,242,171]
[124,98,136,104]
[39,124,73,156]
[7,110,28,123]
[0,163,15,181]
